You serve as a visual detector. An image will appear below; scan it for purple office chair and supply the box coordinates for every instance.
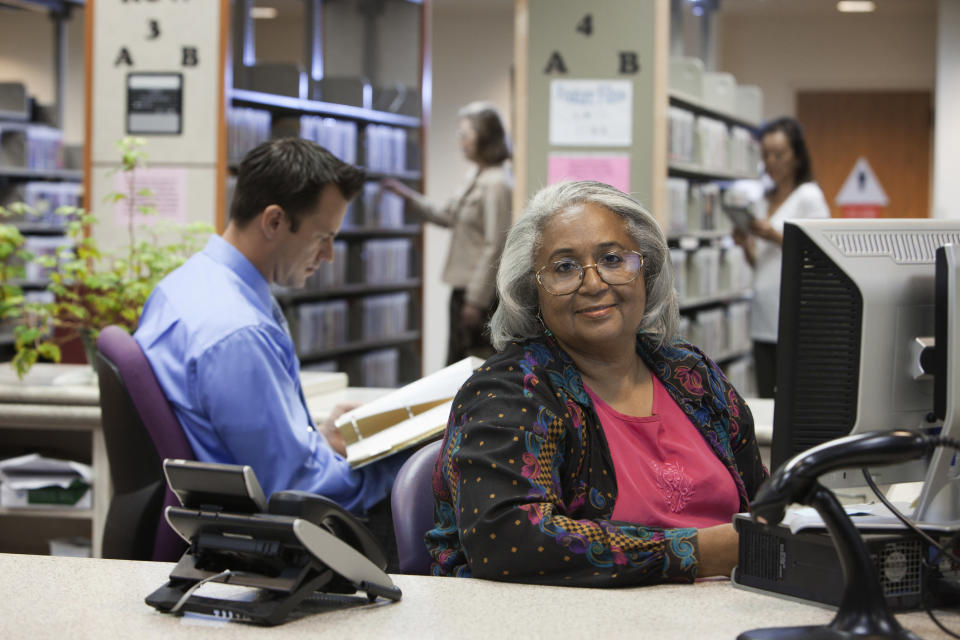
[390,439,443,574]
[95,325,195,562]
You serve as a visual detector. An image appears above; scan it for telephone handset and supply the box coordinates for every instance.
[146,459,400,626]
[268,490,388,570]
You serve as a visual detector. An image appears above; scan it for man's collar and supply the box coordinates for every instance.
[203,234,273,309]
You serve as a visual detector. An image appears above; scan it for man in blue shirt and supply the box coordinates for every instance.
[135,138,404,518]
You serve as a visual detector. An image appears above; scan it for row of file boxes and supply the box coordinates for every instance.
[362,239,412,283]
[301,348,404,389]
[358,348,400,388]
[226,108,415,178]
[364,125,408,174]
[300,116,358,165]
[667,107,760,175]
[666,179,734,236]
[227,107,272,164]
[678,300,751,363]
[21,236,71,282]
[292,237,413,293]
[304,241,348,288]
[227,108,361,167]
[0,181,82,228]
[671,245,751,302]
[0,123,63,170]
[292,292,411,355]
[669,58,764,125]
[362,293,410,341]
[342,183,405,229]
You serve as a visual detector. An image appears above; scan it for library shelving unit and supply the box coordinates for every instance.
[514,1,759,393]
[0,0,85,358]
[666,58,763,393]
[0,0,97,557]
[227,0,428,388]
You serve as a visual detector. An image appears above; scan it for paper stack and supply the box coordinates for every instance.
[0,453,92,509]
[335,356,485,468]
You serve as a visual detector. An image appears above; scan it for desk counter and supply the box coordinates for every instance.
[0,553,956,639]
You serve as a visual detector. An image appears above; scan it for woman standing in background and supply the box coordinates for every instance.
[733,116,830,398]
[382,102,513,364]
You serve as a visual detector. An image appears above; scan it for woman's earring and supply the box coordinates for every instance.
[537,310,553,337]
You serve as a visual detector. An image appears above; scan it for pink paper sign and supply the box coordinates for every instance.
[113,167,188,225]
[547,153,631,193]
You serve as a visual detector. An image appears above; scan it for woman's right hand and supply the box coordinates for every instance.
[381,178,416,200]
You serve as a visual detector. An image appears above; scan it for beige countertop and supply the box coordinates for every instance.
[0,553,956,639]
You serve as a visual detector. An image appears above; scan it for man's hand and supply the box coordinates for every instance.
[460,303,485,328]
[319,402,359,457]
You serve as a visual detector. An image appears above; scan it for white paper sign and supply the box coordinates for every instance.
[549,79,633,147]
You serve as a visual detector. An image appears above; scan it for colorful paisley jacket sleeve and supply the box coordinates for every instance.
[425,334,767,586]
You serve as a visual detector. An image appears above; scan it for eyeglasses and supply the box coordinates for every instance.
[535,250,644,296]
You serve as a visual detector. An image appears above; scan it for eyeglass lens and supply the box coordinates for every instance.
[538,251,642,295]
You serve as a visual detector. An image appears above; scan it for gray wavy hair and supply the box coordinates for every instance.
[489,180,679,351]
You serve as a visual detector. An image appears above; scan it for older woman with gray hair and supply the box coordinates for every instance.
[425,180,766,587]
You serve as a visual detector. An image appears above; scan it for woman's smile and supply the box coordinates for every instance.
[576,303,618,318]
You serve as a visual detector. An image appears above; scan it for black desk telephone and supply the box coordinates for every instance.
[145,459,401,625]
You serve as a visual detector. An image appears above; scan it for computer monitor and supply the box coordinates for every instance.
[771,218,960,496]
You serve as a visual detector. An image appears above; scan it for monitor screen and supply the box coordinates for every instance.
[771,218,960,488]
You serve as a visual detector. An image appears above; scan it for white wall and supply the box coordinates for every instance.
[422,2,514,374]
[933,0,960,220]
[716,10,937,119]
[0,7,85,146]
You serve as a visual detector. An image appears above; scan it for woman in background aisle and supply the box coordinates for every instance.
[382,102,513,364]
[733,117,830,398]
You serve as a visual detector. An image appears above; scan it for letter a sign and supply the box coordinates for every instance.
[835,157,889,218]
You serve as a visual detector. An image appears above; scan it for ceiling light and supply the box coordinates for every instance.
[837,1,876,12]
[250,7,278,19]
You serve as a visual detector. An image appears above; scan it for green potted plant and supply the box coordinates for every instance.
[1,137,213,378]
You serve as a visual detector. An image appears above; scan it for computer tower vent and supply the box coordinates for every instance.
[872,538,924,598]
[825,231,960,264]
[738,526,782,583]
[773,231,863,466]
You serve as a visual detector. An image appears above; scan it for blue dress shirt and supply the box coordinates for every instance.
[135,235,403,513]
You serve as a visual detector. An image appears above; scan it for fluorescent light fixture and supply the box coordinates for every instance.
[837,1,876,12]
[250,7,278,19]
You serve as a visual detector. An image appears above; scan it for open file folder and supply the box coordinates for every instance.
[335,356,484,468]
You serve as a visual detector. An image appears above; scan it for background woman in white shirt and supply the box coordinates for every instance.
[733,116,830,398]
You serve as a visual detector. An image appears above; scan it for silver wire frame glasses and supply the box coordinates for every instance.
[535,250,644,296]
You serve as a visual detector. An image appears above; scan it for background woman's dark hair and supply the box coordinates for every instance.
[760,116,814,186]
[458,101,511,166]
[229,137,365,232]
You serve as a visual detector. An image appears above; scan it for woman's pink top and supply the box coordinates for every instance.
[585,375,740,529]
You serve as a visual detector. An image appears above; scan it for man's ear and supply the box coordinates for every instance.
[259,204,285,240]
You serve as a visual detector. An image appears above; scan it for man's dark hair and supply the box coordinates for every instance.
[760,116,814,186]
[230,137,366,232]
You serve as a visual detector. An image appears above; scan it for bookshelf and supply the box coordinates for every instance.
[666,61,763,396]
[228,0,428,388]
[0,1,85,356]
[0,1,93,557]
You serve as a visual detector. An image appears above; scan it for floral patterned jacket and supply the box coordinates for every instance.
[425,333,767,586]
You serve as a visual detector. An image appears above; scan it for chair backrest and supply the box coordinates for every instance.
[390,439,442,574]
[95,325,195,561]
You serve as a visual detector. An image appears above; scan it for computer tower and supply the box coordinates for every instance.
[733,514,932,611]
